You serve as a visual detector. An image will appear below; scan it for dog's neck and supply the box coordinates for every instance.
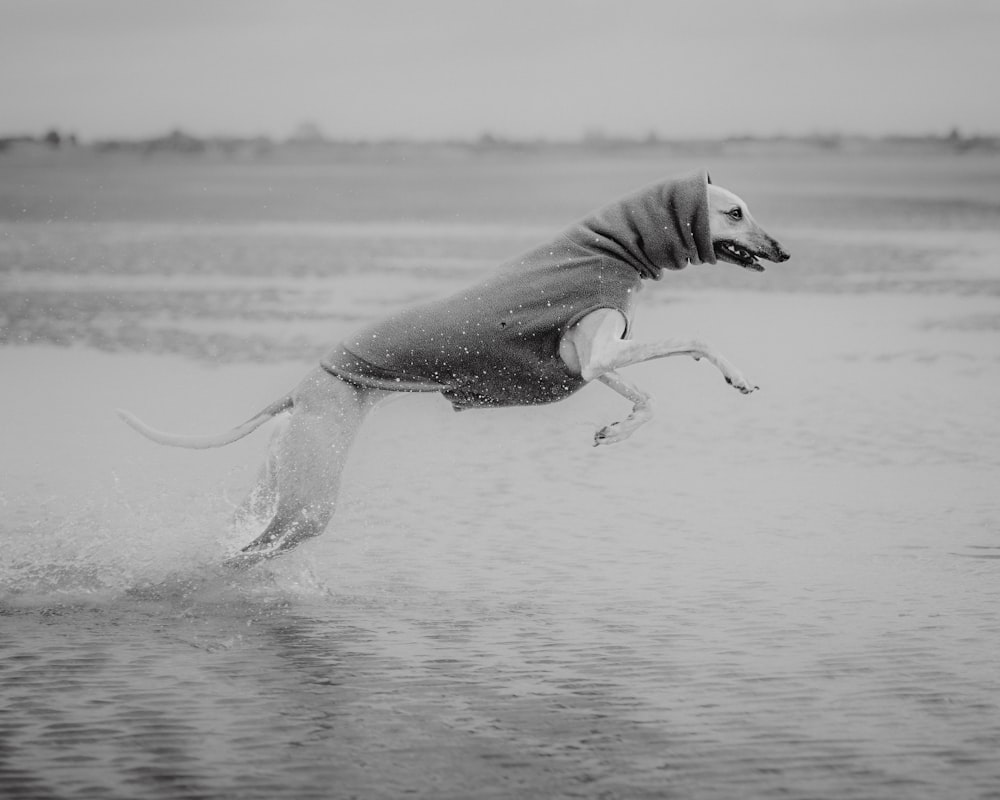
[565,169,716,279]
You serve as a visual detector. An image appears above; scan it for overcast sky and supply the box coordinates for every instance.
[2,0,997,141]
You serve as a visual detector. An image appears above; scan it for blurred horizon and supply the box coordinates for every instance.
[2,0,998,143]
[4,124,997,152]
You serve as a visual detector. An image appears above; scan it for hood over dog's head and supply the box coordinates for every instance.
[569,169,789,279]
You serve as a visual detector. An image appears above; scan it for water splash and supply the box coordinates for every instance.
[0,472,330,609]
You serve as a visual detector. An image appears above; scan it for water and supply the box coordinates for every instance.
[2,147,1000,798]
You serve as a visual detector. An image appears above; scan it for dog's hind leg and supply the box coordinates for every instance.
[229,417,286,533]
[224,369,387,567]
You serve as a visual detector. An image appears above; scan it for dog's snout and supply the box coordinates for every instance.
[770,239,790,262]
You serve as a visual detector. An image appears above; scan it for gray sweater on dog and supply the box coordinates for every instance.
[322,169,716,409]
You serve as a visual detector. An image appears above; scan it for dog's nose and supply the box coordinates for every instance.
[773,242,790,262]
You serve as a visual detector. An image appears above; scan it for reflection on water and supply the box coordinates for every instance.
[3,483,1000,800]
[2,150,1000,798]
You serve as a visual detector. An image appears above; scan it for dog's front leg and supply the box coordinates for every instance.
[594,371,653,446]
[587,337,758,395]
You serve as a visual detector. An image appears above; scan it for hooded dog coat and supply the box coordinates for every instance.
[321,169,717,410]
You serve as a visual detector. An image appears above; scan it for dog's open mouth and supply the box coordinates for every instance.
[714,241,765,272]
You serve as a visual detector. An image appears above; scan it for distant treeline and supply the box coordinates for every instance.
[3,126,999,156]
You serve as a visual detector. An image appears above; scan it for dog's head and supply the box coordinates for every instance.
[707,184,790,272]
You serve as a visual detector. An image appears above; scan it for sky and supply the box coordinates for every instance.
[2,0,998,142]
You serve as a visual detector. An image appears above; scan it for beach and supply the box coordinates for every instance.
[2,145,1000,798]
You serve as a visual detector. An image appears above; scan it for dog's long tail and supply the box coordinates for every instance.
[116,394,293,450]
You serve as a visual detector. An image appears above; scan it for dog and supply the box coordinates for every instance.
[118,170,789,567]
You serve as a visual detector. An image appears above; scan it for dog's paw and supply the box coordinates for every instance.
[222,550,268,570]
[594,424,613,446]
[594,422,630,446]
[724,374,759,395]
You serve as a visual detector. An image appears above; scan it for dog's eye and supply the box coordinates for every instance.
[727,207,743,221]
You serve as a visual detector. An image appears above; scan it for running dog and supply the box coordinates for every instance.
[119,170,789,567]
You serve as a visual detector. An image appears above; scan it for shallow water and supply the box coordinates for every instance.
[2,149,1000,798]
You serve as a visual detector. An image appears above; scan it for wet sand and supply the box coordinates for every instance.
[2,148,1000,798]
